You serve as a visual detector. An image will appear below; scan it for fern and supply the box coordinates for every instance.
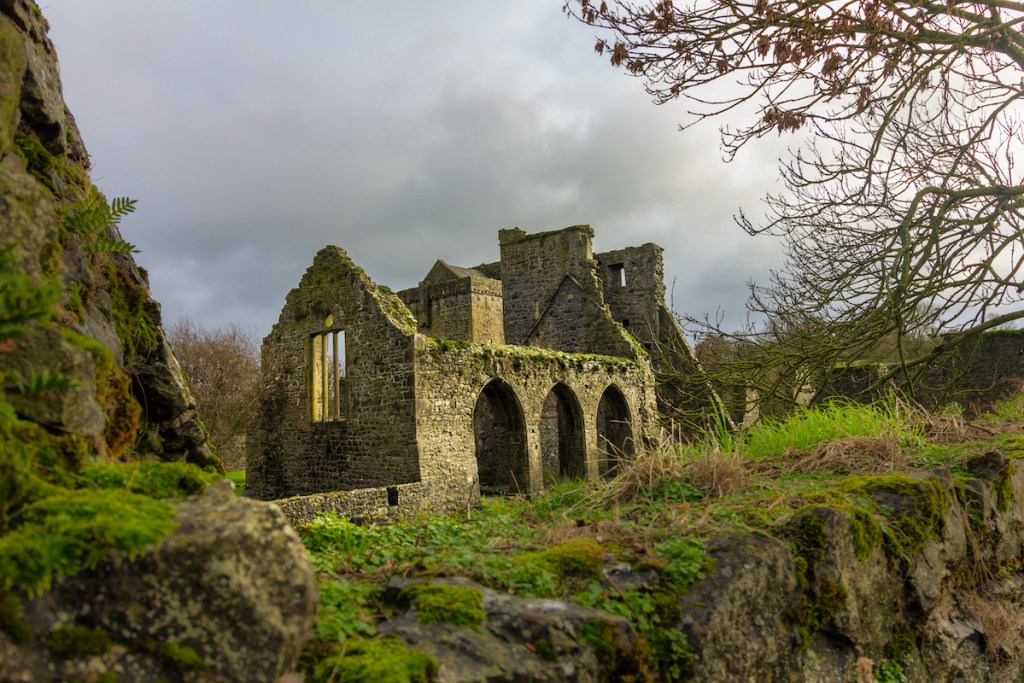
[83,237,138,254]
[13,370,77,395]
[61,195,139,254]
[108,197,136,224]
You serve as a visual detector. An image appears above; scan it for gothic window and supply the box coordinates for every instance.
[310,315,346,421]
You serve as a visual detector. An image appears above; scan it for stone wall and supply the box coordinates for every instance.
[498,226,637,357]
[398,276,504,344]
[267,340,658,522]
[820,330,1024,415]
[249,246,422,499]
[412,339,657,498]
[595,243,665,349]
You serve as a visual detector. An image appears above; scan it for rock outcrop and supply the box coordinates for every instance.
[380,576,647,683]
[0,3,318,681]
[1,481,318,683]
[0,0,212,466]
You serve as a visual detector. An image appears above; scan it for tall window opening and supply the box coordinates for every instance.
[311,316,346,421]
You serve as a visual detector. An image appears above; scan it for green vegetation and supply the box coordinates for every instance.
[297,390,1024,679]
[226,470,246,496]
[743,397,923,460]
[158,641,205,673]
[45,624,111,659]
[404,584,485,628]
[309,636,437,683]
[0,488,177,595]
[78,461,220,499]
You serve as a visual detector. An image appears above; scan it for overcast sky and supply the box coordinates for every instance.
[40,1,788,342]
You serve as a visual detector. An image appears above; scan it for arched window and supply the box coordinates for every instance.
[310,315,346,421]
[540,383,586,484]
[596,385,634,478]
[473,379,528,495]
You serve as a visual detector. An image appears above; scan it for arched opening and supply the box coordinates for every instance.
[597,385,635,478]
[473,379,528,495]
[540,383,586,485]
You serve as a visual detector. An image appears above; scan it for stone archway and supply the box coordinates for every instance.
[540,383,586,485]
[597,385,635,478]
[473,379,529,495]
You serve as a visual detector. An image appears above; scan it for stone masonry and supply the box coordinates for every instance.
[250,225,713,521]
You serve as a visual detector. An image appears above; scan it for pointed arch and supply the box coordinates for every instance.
[473,379,528,495]
[597,385,635,478]
[540,383,586,484]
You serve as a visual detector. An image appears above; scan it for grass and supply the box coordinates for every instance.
[296,390,1024,680]
[225,470,246,496]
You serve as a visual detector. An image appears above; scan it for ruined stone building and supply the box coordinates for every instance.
[249,225,710,520]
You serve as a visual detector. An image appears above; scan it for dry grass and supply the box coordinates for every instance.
[962,592,1024,657]
[678,447,749,498]
[906,403,971,443]
[758,436,908,477]
[603,440,687,505]
[602,438,751,504]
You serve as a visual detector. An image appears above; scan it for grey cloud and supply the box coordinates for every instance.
[43,1,787,338]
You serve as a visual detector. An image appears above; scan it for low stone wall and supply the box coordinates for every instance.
[273,481,434,527]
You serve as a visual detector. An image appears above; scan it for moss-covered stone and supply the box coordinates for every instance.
[0,487,177,595]
[0,16,25,157]
[515,537,606,583]
[311,636,438,683]
[78,461,219,499]
[100,258,158,360]
[841,474,951,556]
[404,583,485,628]
[62,328,142,458]
[45,624,111,659]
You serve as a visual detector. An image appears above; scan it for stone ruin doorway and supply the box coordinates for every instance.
[540,383,586,485]
[597,385,635,478]
[473,379,529,495]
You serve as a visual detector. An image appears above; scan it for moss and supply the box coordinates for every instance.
[579,618,659,680]
[791,497,883,563]
[100,259,158,360]
[14,134,54,181]
[841,474,951,556]
[992,460,1016,513]
[784,508,850,645]
[516,537,606,582]
[78,461,219,500]
[0,488,176,595]
[814,576,848,628]
[45,624,111,659]
[311,636,438,683]
[0,589,30,643]
[158,641,204,673]
[404,584,485,628]
[61,328,141,458]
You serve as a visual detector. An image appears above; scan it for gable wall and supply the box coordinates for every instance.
[249,247,421,500]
